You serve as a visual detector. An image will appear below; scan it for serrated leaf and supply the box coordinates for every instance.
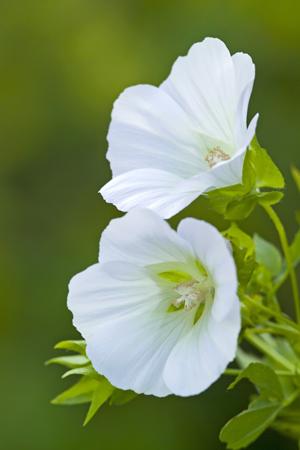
[229,362,283,401]
[83,378,114,426]
[46,355,89,368]
[54,340,86,355]
[220,401,281,449]
[248,139,285,189]
[109,389,137,406]
[254,234,282,276]
[51,377,99,405]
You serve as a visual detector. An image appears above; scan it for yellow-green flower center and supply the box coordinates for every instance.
[173,279,212,311]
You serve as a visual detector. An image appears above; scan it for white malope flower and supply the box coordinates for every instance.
[68,209,240,397]
[100,37,258,219]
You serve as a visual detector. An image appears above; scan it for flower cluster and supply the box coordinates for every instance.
[48,38,300,449]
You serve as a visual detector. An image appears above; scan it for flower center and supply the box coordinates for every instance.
[172,279,213,311]
[205,146,230,168]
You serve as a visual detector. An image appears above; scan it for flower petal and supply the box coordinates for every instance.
[68,261,193,397]
[99,208,193,266]
[232,52,255,144]
[177,218,237,320]
[161,37,237,146]
[163,299,240,396]
[107,84,205,178]
[100,168,213,219]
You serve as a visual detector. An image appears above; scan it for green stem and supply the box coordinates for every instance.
[262,204,300,323]
[244,331,295,372]
[282,388,300,408]
[224,368,296,377]
[224,368,241,376]
[243,295,299,330]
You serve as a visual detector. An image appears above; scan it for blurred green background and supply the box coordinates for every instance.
[1,1,299,449]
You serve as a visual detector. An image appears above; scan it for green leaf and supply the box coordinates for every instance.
[51,377,99,405]
[46,355,89,368]
[208,184,246,216]
[83,378,114,426]
[291,229,300,267]
[254,234,282,276]
[257,191,284,206]
[248,139,285,189]
[54,340,86,355]
[109,389,137,406]
[223,224,255,285]
[225,196,257,220]
[272,419,300,440]
[291,166,300,192]
[229,362,283,401]
[220,401,281,449]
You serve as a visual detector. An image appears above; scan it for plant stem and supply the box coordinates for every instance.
[224,368,296,377]
[243,295,299,330]
[244,331,295,372]
[262,204,300,323]
[282,388,300,408]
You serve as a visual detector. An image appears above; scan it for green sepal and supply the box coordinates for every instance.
[207,137,285,220]
[246,138,285,189]
[51,377,99,405]
[62,366,98,379]
[48,339,138,425]
[109,389,138,406]
[54,340,86,355]
[46,355,89,368]
[83,378,114,426]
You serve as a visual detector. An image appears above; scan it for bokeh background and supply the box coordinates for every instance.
[1,1,300,449]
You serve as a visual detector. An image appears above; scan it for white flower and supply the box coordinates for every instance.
[100,37,258,219]
[68,208,240,397]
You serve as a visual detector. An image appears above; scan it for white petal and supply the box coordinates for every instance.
[100,168,213,219]
[68,263,157,338]
[68,261,193,397]
[232,52,255,143]
[208,113,258,188]
[161,37,237,146]
[163,299,240,396]
[107,84,204,178]
[177,218,237,320]
[99,208,193,266]
[209,151,246,186]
